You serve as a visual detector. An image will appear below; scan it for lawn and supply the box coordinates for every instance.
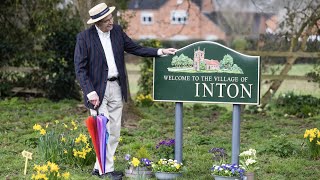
[0,96,320,179]
[0,63,319,180]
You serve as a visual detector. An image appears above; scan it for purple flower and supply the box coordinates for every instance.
[156,139,175,148]
[124,154,131,161]
[211,163,245,178]
[141,158,151,166]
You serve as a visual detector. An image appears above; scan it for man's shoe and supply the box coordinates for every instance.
[111,171,123,176]
[91,169,100,176]
[100,171,123,180]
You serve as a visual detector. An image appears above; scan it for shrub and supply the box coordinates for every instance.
[275,92,320,118]
[137,39,162,96]
[262,134,297,158]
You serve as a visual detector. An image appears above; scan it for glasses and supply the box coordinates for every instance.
[101,16,113,24]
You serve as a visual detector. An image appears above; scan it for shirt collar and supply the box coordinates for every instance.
[95,25,110,38]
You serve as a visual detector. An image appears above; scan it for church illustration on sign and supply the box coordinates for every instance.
[167,47,243,74]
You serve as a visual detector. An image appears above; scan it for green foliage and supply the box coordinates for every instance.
[152,159,183,173]
[135,147,151,160]
[171,54,193,68]
[155,139,175,159]
[231,64,243,74]
[307,63,320,87]
[135,94,153,107]
[220,54,234,69]
[231,37,248,50]
[262,134,298,158]
[0,0,82,100]
[303,128,320,159]
[275,92,320,118]
[2,98,320,179]
[33,119,95,169]
[137,40,162,96]
[0,72,15,97]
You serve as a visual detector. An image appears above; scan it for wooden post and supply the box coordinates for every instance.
[22,150,33,175]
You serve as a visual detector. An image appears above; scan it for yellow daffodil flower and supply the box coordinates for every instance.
[33,124,42,131]
[40,129,46,135]
[62,172,70,179]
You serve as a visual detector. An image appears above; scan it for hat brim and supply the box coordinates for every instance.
[87,6,116,24]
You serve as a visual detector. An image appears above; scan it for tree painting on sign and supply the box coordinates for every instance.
[167,47,243,74]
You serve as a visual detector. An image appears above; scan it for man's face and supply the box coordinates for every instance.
[96,14,114,32]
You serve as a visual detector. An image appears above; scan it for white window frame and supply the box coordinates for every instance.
[141,12,154,25]
[171,10,188,24]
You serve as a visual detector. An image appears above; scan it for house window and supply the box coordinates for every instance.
[177,0,183,4]
[171,10,188,24]
[141,12,153,24]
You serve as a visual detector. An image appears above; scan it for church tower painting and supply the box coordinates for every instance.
[193,47,205,71]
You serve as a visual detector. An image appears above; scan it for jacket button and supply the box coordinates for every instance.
[104,80,107,83]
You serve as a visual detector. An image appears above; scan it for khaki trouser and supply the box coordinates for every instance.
[90,80,123,174]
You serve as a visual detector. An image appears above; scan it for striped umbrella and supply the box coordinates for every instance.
[85,113,109,174]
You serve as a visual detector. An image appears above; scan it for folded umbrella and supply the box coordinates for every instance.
[85,112,109,174]
[96,114,109,173]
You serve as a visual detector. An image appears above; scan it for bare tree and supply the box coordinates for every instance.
[259,0,320,104]
[209,0,320,104]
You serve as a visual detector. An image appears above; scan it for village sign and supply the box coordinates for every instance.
[153,41,261,165]
[153,41,260,105]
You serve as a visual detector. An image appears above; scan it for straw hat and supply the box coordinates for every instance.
[87,3,115,24]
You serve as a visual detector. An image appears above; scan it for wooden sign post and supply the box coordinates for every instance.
[22,150,32,175]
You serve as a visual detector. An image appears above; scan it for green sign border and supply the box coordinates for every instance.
[153,41,261,105]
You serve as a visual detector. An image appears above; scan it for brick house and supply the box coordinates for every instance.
[122,0,278,41]
[123,0,226,41]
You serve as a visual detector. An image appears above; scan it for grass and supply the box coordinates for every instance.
[0,97,320,180]
[0,63,319,179]
[261,64,320,98]
[263,64,315,76]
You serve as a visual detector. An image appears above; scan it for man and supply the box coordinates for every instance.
[74,2,176,179]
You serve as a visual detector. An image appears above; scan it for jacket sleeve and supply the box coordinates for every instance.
[74,33,94,97]
[120,26,159,57]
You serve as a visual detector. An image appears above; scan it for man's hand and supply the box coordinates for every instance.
[87,91,100,109]
[162,48,177,55]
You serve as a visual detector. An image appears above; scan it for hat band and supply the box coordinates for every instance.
[91,7,110,20]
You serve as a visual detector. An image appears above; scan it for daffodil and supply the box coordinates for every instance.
[62,172,70,179]
[48,162,59,172]
[40,129,46,135]
[33,124,42,131]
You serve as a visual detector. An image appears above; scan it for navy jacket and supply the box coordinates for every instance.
[74,24,158,109]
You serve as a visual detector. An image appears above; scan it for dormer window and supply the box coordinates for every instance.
[171,10,188,24]
[141,12,154,25]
